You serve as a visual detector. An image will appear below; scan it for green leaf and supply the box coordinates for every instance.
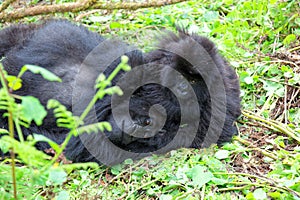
[211,177,227,185]
[283,34,296,45]
[0,136,10,153]
[110,22,123,29]
[159,194,173,200]
[75,122,112,136]
[6,75,22,90]
[22,65,62,82]
[203,11,219,22]
[253,188,267,200]
[61,163,98,173]
[97,73,106,83]
[79,170,89,180]
[244,76,254,84]
[268,191,281,198]
[111,164,122,175]
[56,191,69,200]
[262,80,284,97]
[33,134,61,152]
[246,192,255,200]
[203,155,227,172]
[21,96,47,126]
[215,150,230,160]
[188,165,214,187]
[0,135,51,166]
[48,168,67,185]
[224,0,233,5]
[146,188,155,196]
[132,168,146,177]
[0,128,9,135]
[239,71,252,84]
[124,159,134,165]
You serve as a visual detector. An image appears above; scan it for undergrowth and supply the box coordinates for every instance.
[0,58,131,199]
[0,0,299,199]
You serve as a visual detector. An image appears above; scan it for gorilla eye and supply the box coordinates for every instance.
[144,118,152,126]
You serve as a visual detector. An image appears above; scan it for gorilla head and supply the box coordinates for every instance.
[100,83,181,153]
[0,20,241,165]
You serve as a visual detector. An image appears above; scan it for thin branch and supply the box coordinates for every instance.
[92,0,187,10]
[288,45,300,52]
[234,137,278,160]
[242,110,300,143]
[0,0,96,22]
[0,0,188,22]
[0,0,16,12]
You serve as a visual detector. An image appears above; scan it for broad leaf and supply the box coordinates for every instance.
[22,65,62,82]
[21,96,47,126]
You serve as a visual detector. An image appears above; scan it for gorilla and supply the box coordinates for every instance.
[0,20,241,165]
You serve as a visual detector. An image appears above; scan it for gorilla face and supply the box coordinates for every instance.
[0,20,241,165]
[102,83,181,153]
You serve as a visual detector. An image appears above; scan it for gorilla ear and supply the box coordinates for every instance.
[156,27,219,79]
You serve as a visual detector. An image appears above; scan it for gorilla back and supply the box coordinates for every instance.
[0,20,241,165]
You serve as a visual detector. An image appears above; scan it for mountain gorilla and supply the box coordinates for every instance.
[0,20,241,165]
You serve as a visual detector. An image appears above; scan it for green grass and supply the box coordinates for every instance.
[0,0,300,199]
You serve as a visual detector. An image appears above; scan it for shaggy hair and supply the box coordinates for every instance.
[0,20,240,164]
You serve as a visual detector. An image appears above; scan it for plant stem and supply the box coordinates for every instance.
[45,58,129,169]
[43,130,74,169]
[0,66,17,199]
[8,111,17,199]
[242,110,300,143]
[234,137,278,160]
[79,61,124,121]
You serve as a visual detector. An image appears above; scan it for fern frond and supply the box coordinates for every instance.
[0,89,11,110]
[0,128,9,135]
[47,99,83,130]
[0,89,30,128]
[61,162,98,173]
[74,122,112,136]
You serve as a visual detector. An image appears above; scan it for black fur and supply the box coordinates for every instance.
[0,20,241,164]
